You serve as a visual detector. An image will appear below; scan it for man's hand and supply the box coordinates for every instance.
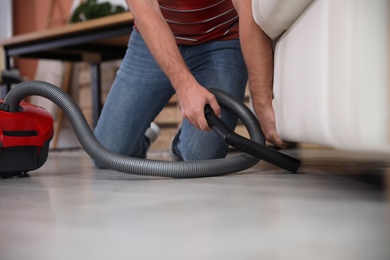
[254,103,288,148]
[176,81,220,131]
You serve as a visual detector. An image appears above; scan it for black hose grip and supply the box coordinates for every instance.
[204,104,231,139]
[204,104,301,173]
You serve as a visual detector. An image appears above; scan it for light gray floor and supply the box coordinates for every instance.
[0,148,389,260]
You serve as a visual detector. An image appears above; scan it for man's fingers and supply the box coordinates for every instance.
[198,116,211,131]
[178,88,220,131]
[208,97,221,117]
[200,95,220,130]
[268,133,288,149]
[184,106,210,131]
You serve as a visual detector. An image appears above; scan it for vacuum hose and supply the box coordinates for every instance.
[3,80,299,178]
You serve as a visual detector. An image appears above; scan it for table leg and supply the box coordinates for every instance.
[90,62,102,128]
[386,167,390,203]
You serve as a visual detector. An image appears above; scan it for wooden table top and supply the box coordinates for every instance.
[0,12,134,47]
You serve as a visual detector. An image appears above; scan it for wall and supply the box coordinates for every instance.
[12,0,128,81]
[0,0,12,39]
[12,0,74,80]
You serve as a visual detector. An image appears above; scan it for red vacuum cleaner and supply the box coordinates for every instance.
[0,101,53,178]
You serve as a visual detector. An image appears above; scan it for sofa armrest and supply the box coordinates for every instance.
[252,0,313,39]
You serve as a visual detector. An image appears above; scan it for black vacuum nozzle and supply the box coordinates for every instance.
[205,105,301,173]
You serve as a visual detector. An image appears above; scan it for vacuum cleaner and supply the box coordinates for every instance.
[0,80,300,178]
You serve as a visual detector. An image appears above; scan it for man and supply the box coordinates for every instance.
[94,0,286,164]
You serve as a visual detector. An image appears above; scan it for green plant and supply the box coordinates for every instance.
[70,0,127,24]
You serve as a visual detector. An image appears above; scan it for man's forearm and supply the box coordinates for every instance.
[232,0,287,147]
[232,0,274,109]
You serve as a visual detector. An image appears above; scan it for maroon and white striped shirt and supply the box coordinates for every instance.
[156,0,239,45]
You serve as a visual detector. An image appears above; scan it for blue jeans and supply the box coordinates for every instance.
[94,30,248,161]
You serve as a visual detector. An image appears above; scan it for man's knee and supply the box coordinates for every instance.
[175,132,228,160]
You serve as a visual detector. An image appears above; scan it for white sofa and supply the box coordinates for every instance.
[252,0,390,155]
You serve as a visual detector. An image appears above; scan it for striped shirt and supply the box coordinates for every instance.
[150,0,239,45]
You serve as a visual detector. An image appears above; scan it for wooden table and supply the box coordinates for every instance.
[0,12,134,126]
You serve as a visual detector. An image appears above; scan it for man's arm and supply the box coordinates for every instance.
[126,0,220,130]
[232,0,287,148]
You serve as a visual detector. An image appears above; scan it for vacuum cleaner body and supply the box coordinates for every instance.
[0,100,53,177]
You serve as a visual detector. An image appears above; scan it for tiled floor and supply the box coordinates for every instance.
[0,147,389,260]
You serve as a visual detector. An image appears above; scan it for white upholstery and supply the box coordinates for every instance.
[253,0,390,154]
[252,0,313,39]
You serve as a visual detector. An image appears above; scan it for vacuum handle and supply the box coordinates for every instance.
[0,129,53,148]
[204,105,301,173]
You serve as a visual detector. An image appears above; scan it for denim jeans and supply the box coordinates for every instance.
[94,30,248,161]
